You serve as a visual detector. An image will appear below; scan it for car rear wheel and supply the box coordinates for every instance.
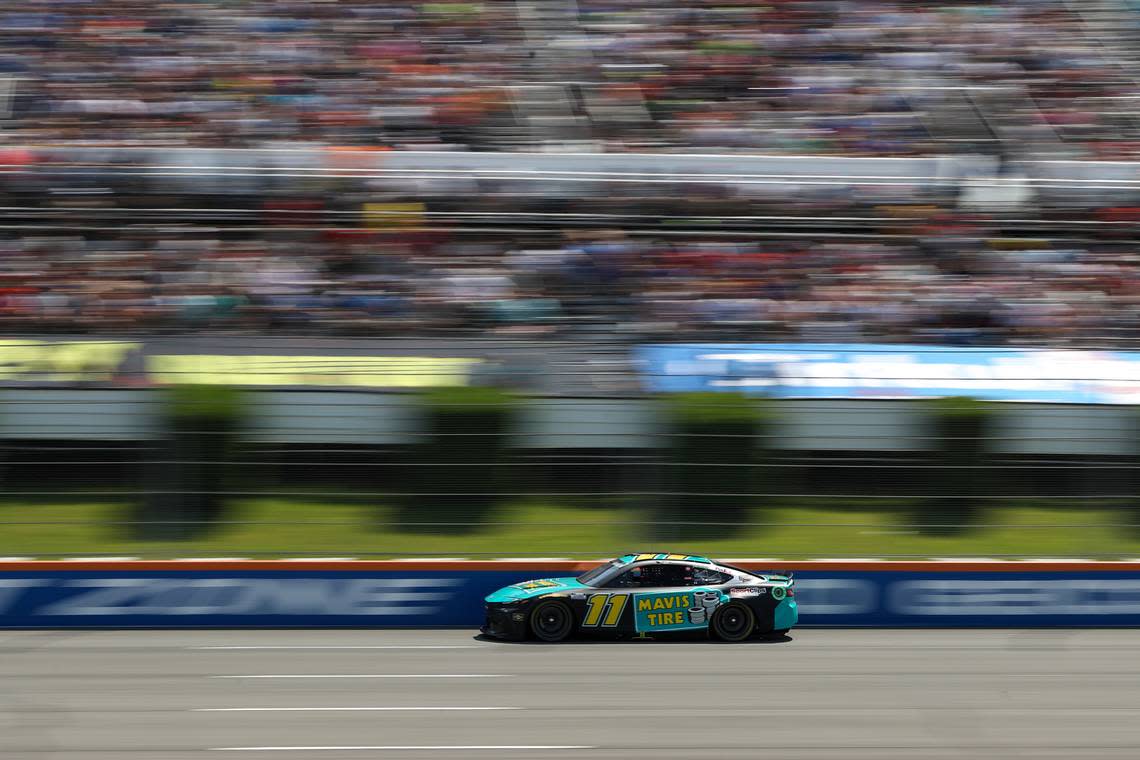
[711,603,755,642]
[530,600,573,642]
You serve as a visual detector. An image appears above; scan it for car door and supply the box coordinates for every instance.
[586,562,724,635]
[569,563,647,635]
[629,563,734,634]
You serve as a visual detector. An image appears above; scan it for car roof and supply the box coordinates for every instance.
[615,552,714,565]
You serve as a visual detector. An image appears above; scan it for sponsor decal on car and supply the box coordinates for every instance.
[512,580,560,591]
[581,593,628,628]
[729,587,764,597]
[633,590,722,631]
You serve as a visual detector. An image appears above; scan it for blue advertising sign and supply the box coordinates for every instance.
[794,572,1140,626]
[1,567,1139,628]
[0,571,490,628]
[636,343,1140,403]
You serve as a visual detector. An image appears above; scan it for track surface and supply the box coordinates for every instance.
[2,629,1139,759]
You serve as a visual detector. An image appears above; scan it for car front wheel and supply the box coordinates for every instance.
[530,600,574,642]
[711,603,755,642]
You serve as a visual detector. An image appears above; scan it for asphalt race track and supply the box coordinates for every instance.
[2,629,1139,759]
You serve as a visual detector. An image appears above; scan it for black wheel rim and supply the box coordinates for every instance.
[717,606,749,638]
[535,604,569,638]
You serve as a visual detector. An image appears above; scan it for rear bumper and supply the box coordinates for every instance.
[773,599,798,631]
[482,605,529,640]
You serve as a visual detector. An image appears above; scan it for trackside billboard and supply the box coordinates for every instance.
[0,561,1138,628]
[637,343,1140,403]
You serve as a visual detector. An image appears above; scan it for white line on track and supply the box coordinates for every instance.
[211,674,512,679]
[212,746,592,752]
[196,707,521,712]
[192,646,484,651]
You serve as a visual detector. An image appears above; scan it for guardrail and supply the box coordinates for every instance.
[2,560,1137,629]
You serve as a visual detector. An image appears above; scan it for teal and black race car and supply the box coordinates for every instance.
[482,553,797,642]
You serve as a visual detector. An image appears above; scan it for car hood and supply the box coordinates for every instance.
[484,577,587,604]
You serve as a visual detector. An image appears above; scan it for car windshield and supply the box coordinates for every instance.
[577,559,622,586]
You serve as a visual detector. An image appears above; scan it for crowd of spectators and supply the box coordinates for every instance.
[2,0,1139,158]
[2,224,1138,347]
[3,1,1140,348]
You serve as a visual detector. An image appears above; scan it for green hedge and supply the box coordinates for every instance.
[659,392,767,540]
[914,396,992,536]
[134,385,246,540]
[399,386,518,531]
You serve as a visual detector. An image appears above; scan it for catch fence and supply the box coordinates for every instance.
[0,386,1136,560]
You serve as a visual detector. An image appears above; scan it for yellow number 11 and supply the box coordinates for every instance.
[582,594,627,627]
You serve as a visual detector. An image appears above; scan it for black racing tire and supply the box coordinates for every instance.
[711,603,756,642]
[529,599,574,642]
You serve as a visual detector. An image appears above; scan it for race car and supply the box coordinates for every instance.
[482,553,797,642]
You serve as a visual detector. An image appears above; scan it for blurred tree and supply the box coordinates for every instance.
[659,392,768,541]
[134,384,246,540]
[400,386,517,533]
[914,396,991,536]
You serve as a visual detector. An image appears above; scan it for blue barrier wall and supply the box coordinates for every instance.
[2,563,1139,628]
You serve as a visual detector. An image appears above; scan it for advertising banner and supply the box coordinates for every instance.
[0,561,1137,629]
[0,338,486,389]
[0,337,592,393]
[637,343,1140,403]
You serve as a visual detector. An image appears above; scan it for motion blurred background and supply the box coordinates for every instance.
[2,0,1140,560]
